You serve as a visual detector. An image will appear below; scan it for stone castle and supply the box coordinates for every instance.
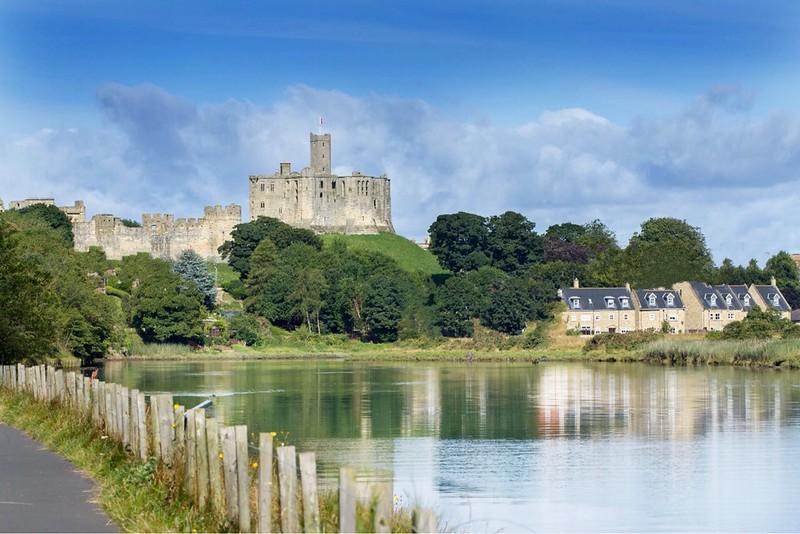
[1,132,394,260]
[248,132,393,234]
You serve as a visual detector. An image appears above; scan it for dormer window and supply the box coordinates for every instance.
[665,294,675,307]
[647,294,656,307]
[725,294,732,307]
[605,297,616,309]
[771,294,781,307]
[620,298,630,309]
[743,295,750,306]
[570,297,581,309]
[709,294,717,306]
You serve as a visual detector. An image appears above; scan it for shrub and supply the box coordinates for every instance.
[583,331,663,353]
[228,314,261,346]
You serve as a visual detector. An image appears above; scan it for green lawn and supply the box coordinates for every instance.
[321,233,446,274]
[208,261,240,284]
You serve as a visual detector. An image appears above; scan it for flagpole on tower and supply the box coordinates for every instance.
[318,116,324,134]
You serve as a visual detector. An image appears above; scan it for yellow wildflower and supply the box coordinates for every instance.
[252,462,258,469]
[219,452,224,459]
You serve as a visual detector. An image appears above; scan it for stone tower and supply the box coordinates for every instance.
[310,133,332,175]
[248,132,393,234]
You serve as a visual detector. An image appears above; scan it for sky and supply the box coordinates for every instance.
[2,0,800,264]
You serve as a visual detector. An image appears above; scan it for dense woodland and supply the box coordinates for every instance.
[2,204,800,364]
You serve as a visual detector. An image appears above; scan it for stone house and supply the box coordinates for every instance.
[559,279,637,335]
[746,277,792,319]
[632,289,686,333]
[672,281,746,332]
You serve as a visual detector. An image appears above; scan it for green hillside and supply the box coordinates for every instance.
[321,233,446,274]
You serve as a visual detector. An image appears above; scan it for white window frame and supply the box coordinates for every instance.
[648,294,656,307]
[605,297,616,309]
[570,297,581,309]
[665,294,674,306]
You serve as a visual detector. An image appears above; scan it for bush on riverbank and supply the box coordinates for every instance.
[583,331,663,353]
[641,338,800,367]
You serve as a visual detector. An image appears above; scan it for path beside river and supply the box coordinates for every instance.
[0,423,116,533]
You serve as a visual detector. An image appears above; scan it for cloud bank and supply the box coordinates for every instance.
[2,83,799,264]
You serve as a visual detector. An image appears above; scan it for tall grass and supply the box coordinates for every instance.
[641,338,800,368]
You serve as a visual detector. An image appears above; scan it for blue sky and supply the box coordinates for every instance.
[2,0,800,263]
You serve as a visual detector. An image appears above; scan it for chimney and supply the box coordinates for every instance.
[625,282,631,292]
[280,162,291,176]
[573,278,580,289]
[771,276,777,287]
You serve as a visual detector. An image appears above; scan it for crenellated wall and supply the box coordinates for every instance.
[74,204,241,261]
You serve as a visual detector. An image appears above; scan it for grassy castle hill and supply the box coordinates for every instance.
[321,233,445,275]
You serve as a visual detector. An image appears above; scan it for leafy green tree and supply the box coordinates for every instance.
[16,203,74,246]
[545,222,586,243]
[219,217,321,278]
[228,314,261,346]
[129,271,206,344]
[436,275,477,337]
[289,267,328,334]
[745,259,768,285]
[428,212,488,273]
[486,211,544,273]
[173,250,217,308]
[363,276,404,342]
[0,219,60,363]
[765,251,799,287]
[480,279,529,335]
[624,218,714,287]
[120,218,141,228]
[577,219,618,257]
[721,307,799,339]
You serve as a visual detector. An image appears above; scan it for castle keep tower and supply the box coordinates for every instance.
[248,132,393,234]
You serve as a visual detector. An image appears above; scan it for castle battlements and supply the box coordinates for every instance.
[248,132,393,234]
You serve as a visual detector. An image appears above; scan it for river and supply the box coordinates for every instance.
[101,360,800,532]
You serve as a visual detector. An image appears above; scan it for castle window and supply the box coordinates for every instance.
[373,199,377,208]
[320,180,324,188]
[320,192,323,198]
[270,183,275,192]
[260,183,265,192]
[332,181,336,189]
[260,202,265,208]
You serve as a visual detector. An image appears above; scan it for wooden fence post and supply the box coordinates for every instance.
[235,425,251,533]
[156,394,175,463]
[207,418,225,516]
[150,394,161,460]
[412,508,436,533]
[121,386,131,448]
[184,409,197,498]
[339,467,357,534]
[277,446,299,534]
[136,392,148,460]
[257,433,273,534]
[299,452,320,533]
[55,369,64,404]
[129,389,139,458]
[371,482,392,534]
[173,404,185,487]
[220,426,240,526]
[195,409,210,510]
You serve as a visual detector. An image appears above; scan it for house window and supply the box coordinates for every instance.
[713,313,721,320]
[649,313,656,321]
[620,298,630,308]
[609,313,615,320]
[623,313,629,320]
[709,295,717,306]
[772,295,781,307]
[648,294,656,307]
[665,294,674,306]
[743,295,751,306]
[580,314,591,322]
[570,297,581,309]
[595,315,601,321]
[725,295,732,307]
[668,314,677,321]
[727,313,735,319]
[605,297,615,308]
[570,314,577,321]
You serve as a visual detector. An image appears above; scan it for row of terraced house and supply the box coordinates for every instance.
[559,278,791,335]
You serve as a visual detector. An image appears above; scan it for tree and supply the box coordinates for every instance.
[544,240,589,263]
[624,218,714,288]
[363,276,404,342]
[577,219,618,258]
[480,279,529,335]
[130,271,206,344]
[289,267,327,334]
[228,314,261,346]
[428,212,488,273]
[219,217,321,278]
[16,203,75,246]
[765,251,799,287]
[436,275,477,337]
[545,222,585,243]
[485,211,544,273]
[173,250,216,308]
[0,219,60,363]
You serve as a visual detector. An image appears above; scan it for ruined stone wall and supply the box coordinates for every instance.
[74,204,241,261]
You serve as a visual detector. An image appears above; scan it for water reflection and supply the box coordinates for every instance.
[102,361,800,531]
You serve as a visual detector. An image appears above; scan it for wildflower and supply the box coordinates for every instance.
[252,462,258,469]
[219,452,224,460]
[174,403,179,410]
[270,431,277,437]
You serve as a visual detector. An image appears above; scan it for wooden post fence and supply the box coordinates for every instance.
[0,364,437,533]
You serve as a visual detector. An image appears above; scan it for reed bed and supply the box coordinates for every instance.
[640,338,800,368]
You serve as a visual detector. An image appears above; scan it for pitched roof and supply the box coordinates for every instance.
[713,284,744,310]
[688,281,726,310]
[560,287,633,311]
[635,289,684,309]
[753,285,791,311]
[729,284,754,310]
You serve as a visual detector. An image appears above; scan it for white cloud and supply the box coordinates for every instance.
[1,83,800,264]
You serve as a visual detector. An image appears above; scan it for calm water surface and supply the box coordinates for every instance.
[102,361,800,532]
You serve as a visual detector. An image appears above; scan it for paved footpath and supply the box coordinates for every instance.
[0,423,117,533]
